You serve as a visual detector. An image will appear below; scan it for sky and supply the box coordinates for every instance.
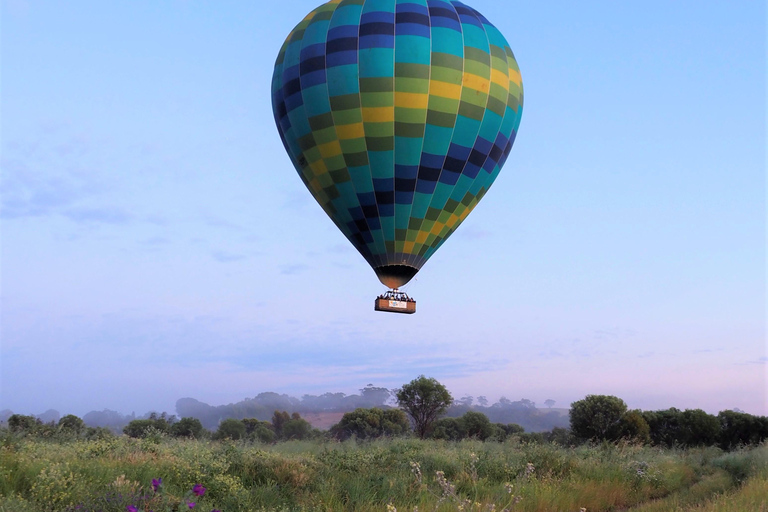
[1,0,766,419]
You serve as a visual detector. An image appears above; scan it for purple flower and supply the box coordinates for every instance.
[187,502,196,509]
[192,484,206,496]
[152,477,162,492]
[126,506,138,512]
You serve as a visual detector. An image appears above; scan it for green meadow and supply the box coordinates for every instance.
[2,435,766,512]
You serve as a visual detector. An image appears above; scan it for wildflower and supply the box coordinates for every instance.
[504,482,513,494]
[192,484,206,496]
[126,507,138,512]
[187,502,196,509]
[410,461,422,484]
[152,477,162,492]
[524,462,535,479]
[386,504,397,512]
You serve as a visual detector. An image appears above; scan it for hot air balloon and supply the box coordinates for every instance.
[272,0,523,313]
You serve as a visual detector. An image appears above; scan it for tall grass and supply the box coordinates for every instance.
[1,432,765,511]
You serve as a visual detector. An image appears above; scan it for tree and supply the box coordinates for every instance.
[171,417,204,438]
[396,375,453,439]
[569,395,628,441]
[282,413,313,440]
[617,410,650,443]
[678,409,720,447]
[717,410,768,449]
[330,408,410,440]
[462,411,494,440]
[360,385,392,407]
[215,418,246,440]
[58,414,85,436]
[271,410,291,438]
[544,399,556,409]
[643,408,682,447]
[8,414,40,434]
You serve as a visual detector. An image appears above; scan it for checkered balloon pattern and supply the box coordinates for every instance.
[272,0,523,289]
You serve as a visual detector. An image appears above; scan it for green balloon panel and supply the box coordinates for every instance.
[272,0,523,285]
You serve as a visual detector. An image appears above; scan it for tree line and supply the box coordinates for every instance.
[4,377,766,450]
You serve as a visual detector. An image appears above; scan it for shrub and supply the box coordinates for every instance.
[331,408,410,440]
[215,418,246,440]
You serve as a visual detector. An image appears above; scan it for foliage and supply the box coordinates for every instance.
[617,410,651,443]
[57,415,85,437]
[215,419,246,440]
[1,434,766,511]
[7,415,42,435]
[170,417,204,439]
[717,409,768,449]
[395,375,453,439]
[431,411,497,441]
[570,394,628,441]
[330,407,410,440]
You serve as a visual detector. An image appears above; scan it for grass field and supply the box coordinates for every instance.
[1,434,766,511]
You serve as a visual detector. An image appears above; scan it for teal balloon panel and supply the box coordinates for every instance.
[272,0,523,289]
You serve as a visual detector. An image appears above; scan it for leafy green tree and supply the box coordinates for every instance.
[271,410,291,438]
[617,410,650,443]
[359,385,392,407]
[431,417,464,440]
[643,408,682,447]
[569,395,628,441]
[718,410,768,449]
[124,420,159,438]
[123,414,174,438]
[678,409,720,447]
[282,415,313,440]
[543,427,574,445]
[252,423,276,443]
[330,408,410,440]
[431,411,494,441]
[492,422,525,442]
[8,414,40,434]
[171,417,204,438]
[215,418,246,440]
[58,414,85,436]
[462,411,494,440]
[85,426,115,440]
[396,376,453,439]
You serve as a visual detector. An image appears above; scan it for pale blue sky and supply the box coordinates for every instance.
[1,0,765,418]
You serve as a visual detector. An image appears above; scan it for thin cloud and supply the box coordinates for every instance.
[212,251,246,263]
[280,264,309,275]
[63,207,132,224]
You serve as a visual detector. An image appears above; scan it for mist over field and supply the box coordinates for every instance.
[0,384,572,433]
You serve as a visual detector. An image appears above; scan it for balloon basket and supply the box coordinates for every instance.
[374,289,416,314]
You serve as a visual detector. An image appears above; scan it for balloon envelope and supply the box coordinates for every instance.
[272,0,523,289]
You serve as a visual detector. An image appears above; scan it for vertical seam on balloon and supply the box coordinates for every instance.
[388,0,398,268]
[407,0,464,262]
[326,1,381,269]
[400,0,432,269]
[356,0,387,269]
[429,1,492,252]
[429,15,514,259]
[298,6,354,245]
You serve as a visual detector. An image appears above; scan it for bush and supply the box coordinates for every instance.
[171,417,205,438]
[215,418,247,440]
[570,395,628,441]
[8,414,41,434]
[330,408,410,440]
[58,415,85,436]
